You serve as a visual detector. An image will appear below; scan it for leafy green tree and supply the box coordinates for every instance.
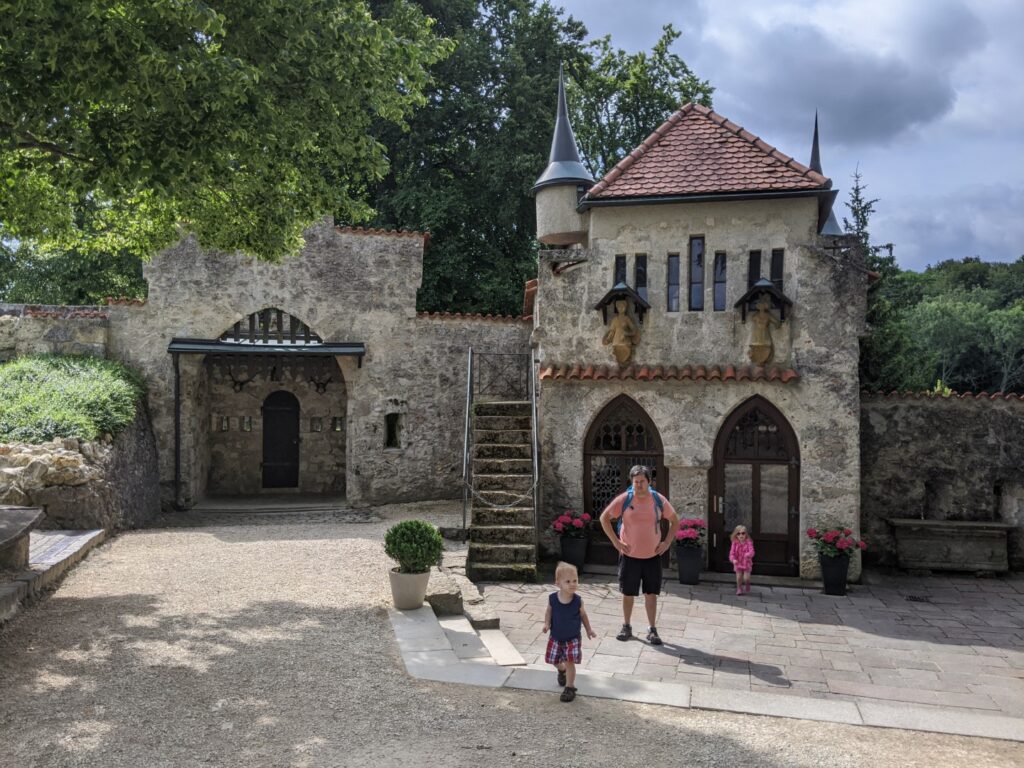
[567,25,713,179]
[1,0,452,262]
[984,303,1024,392]
[906,297,990,390]
[843,168,897,279]
[365,0,589,314]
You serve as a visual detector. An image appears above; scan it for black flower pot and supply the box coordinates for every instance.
[819,553,850,596]
[676,544,702,585]
[559,537,588,570]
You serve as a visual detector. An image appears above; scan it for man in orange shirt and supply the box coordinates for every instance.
[599,465,679,645]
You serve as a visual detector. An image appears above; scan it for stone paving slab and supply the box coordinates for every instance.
[481,572,1024,727]
[387,596,1024,742]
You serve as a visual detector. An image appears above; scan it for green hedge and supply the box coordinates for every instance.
[0,355,146,444]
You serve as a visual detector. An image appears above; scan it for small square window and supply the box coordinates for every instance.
[332,416,344,432]
[310,417,323,432]
[241,416,252,432]
[220,416,230,432]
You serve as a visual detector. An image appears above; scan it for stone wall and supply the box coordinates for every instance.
[0,304,109,361]
[105,222,531,508]
[861,394,1024,570]
[0,407,160,530]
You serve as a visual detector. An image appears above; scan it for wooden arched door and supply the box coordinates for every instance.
[710,396,800,576]
[262,391,300,488]
[583,395,667,565]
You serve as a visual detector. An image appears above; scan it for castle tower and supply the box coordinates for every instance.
[533,65,593,245]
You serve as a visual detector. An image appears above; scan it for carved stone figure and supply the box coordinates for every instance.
[602,299,640,365]
[748,296,780,365]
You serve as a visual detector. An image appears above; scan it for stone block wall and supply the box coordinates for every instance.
[0,407,160,530]
[861,394,1024,570]
[0,305,109,361]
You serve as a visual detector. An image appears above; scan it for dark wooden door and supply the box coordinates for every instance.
[262,391,300,488]
[710,397,799,576]
[583,395,668,565]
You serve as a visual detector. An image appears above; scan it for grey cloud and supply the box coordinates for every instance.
[876,185,1024,270]
[703,23,959,147]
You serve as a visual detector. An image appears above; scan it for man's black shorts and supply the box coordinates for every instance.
[618,554,662,596]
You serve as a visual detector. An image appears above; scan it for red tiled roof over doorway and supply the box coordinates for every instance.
[539,364,800,384]
[585,104,830,201]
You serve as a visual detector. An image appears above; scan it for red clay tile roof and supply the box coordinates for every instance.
[334,226,428,242]
[104,297,147,306]
[586,104,830,201]
[416,311,529,323]
[861,390,1024,402]
[540,364,799,384]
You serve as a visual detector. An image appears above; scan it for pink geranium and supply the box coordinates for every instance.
[806,524,867,559]
[550,508,591,539]
[675,518,707,548]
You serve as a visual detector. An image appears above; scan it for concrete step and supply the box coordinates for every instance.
[474,415,531,432]
[473,429,531,445]
[468,543,536,564]
[471,506,534,527]
[466,563,538,583]
[473,402,531,418]
[472,488,532,506]
[473,458,532,475]
[468,525,536,545]
[475,443,531,460]
[473,474,533,492]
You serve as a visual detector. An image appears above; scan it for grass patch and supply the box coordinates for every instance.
[0,355,146,444]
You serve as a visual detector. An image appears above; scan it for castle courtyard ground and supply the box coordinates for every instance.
[0,501,1020,768]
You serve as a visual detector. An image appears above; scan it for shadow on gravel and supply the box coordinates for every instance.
[0,592,804,768]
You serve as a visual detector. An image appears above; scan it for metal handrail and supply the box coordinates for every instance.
[529,353,541,546]
[461,347,474,531]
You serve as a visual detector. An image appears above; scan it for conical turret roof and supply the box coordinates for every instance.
[533,65,594,191]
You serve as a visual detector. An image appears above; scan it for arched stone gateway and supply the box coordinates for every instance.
[583,394,668,565]
[170,308,355,500]
[710,396,800,576]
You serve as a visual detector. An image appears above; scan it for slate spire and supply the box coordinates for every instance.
[533,64,594,191]
[809,112,843,236]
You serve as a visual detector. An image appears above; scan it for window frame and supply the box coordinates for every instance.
[666,253,680,312]
[713,251,727,311]
[634,253,648,301]
[770,248,784,291]
[614,254,626,285]
[748,250,762,289]
[688,236,705,311]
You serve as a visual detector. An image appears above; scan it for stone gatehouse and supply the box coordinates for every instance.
[2,72,1022,580]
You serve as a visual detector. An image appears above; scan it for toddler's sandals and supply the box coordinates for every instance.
[557,668,566,687]
[560,686,577,703]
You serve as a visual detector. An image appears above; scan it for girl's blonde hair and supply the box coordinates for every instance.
[554,561,579,581]
[729,525,749,542]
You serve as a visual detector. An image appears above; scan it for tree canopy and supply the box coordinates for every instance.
[0,0,452,261]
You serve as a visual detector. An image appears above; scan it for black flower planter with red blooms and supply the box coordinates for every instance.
[675,544,702,585]
[819,553,850,596]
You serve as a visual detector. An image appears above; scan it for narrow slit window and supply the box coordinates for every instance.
[634,254,648,301]
[666,253,680,312]
[385,413,402,449]
[688,237,705,311]
[713,252,727,311]
[748,250,762,288]
[770,248,784,291]
[614,254,626,285]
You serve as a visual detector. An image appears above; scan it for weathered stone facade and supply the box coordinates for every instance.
[534,197,867,579]
[861,394,1024,570]
[0,407,160,530]
[102,222,530,509]
[0,305,109,362]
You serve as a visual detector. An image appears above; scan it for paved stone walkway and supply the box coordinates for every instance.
[482,573,1024,721]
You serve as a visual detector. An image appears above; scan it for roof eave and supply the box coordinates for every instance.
[578,187,830,212]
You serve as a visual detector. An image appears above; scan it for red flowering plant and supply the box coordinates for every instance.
[806,525,867,558]
[674,518,707,549]
[551,509,592,539]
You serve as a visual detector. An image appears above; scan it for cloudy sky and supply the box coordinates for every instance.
[556,0,1023,271]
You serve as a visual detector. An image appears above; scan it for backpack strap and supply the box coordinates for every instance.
[616,487,663,534]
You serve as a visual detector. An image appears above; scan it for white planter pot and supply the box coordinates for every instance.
[389,568,431,610]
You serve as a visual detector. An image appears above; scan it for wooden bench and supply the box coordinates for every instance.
[0,506,45,569]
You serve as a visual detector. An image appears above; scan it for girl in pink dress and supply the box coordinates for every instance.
[729,525,755,595]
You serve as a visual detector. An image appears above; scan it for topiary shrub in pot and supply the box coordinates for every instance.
[384,520,444,609]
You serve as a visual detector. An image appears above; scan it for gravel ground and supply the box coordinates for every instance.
[0,500,1019,768]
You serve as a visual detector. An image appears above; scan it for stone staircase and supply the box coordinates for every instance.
[465,401,538,582]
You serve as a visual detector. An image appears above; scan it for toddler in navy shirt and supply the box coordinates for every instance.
[543,561,597,702]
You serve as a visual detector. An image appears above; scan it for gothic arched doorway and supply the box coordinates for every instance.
[583,395,667,565]
[710,396,800,576]
[262,390,301,488]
